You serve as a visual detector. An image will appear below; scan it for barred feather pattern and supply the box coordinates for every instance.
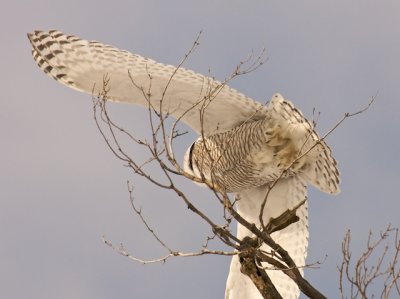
[266,95,340,195]
[27,30,267,136]
[187,117,274,192]
[28,30,341,299]
[185,94,340,195]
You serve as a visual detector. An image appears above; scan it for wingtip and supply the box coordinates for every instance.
[272,93,284,101]
[27,32,34,41]
[330,187,341,196]
[27,30,42,43]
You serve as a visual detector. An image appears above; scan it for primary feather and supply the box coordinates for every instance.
[27,30,266,136]
[28,30,340,298]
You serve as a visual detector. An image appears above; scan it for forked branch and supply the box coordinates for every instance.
[339,224,400,299]
[90,35,389,299]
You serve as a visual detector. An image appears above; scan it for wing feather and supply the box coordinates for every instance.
[28,30,340,299]
[27,30,266,136]
[267,94,340,195]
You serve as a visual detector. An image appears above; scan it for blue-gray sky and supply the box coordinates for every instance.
[1,1,400,298]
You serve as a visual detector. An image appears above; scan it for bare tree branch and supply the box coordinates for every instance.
[90,35,389,299]
[258,94,376,229]
[339,224,400,299]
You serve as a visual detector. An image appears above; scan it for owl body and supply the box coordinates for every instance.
[184,95,339,195]
[28,30,340,299]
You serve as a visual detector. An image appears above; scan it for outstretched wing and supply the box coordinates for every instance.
[27,30,266,136]
[225,177,308,299]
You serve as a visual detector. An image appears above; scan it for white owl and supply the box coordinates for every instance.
[28,30,340,299]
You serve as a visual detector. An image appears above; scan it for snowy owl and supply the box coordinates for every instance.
[27,30,340,299]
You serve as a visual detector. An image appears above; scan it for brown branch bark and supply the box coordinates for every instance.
[91,37,379,299]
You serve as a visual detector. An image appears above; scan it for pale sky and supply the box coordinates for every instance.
[1,1,400,298]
